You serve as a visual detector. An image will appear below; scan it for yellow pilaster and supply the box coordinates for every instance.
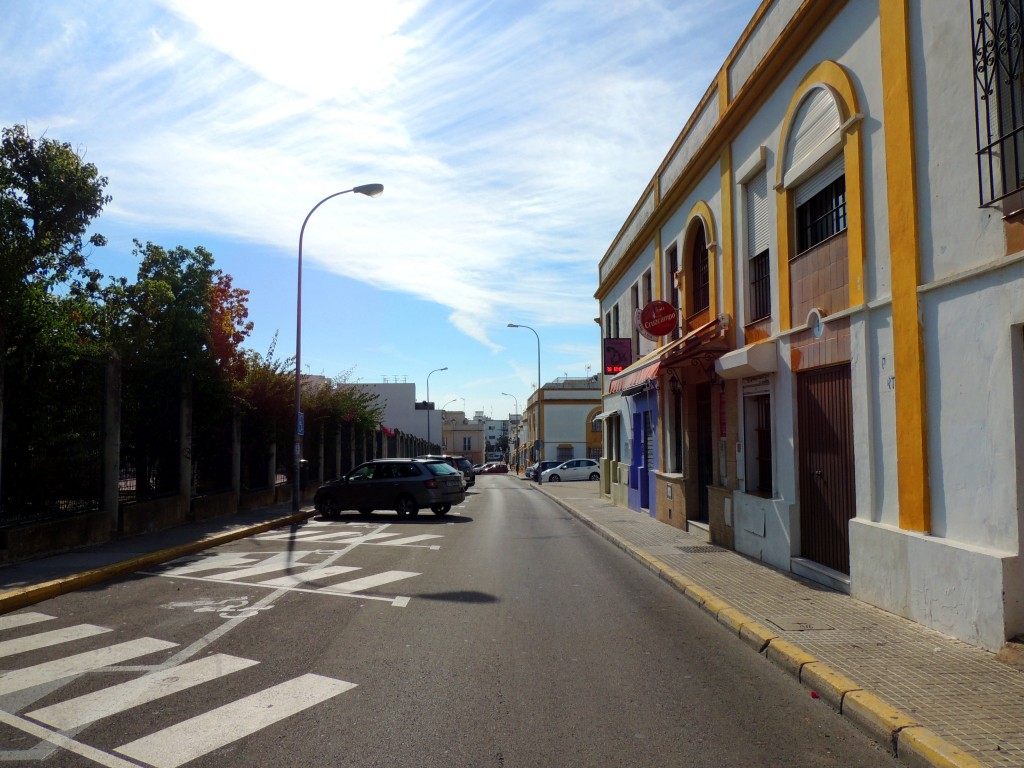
[881,0,930,532]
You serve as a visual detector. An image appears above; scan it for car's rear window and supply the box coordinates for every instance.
[457,458,472,470]
[424,461,459,476]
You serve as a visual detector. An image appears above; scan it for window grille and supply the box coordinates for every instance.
[972,0,1024,206]
[796,177,846,253]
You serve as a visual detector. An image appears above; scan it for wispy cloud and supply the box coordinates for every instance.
[2,0,758,370]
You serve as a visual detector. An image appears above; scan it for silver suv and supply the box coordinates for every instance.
[315,458,465,518]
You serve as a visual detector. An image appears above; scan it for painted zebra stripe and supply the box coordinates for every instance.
[0,612,55,632]
[116,673,357,768]
[257,565,361,587]
[0,638,177,696]
[317,570,420,594]
[0,624,111,659]
[27,653,259,730]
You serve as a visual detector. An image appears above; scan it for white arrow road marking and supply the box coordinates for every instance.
[0,637,178,695]
[317,570,420,594]
[26,653,259,730]
[0,624,111,659]
[116,673,357,768]
[0,612,55,632]
[257,565,361,587]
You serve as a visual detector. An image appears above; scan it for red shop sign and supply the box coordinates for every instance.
[637,300,677,340]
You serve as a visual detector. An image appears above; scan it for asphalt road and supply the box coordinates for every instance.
[0,476,897,767]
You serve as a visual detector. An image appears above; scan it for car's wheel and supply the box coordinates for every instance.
[395,495,418,517]
[358,509,373,516]
[548,474,561,482]
[589,472,600,481]
[431,504,451,516]
[320,496,340,518]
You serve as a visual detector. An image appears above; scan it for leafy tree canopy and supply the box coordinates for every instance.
[0,124,110,355]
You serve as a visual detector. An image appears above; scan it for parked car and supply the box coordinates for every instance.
[478,463,509,474]
[530,460,561,483]
[417,454,475,488]
[315,458,465,518]
[540,459,601,483]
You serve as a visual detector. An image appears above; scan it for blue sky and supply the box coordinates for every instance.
[3,0,760,422]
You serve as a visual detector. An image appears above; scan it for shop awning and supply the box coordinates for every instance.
[659,316,731,367]
[607,346,663,394]
[594,410,619,420]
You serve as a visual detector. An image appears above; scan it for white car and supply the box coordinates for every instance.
[540,459,601,483]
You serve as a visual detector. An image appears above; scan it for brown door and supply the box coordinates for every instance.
[797,364,856,574]
[696,383,713,522]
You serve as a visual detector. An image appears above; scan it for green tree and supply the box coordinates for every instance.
[0,124,110,508]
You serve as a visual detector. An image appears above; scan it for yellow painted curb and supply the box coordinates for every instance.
[842,690,919,753]
[800,662,862,711]
[717,607,749,635]
[739,620,778,652]
[898,726,988,768]
[765,638,817,677]
[684,584,714,607]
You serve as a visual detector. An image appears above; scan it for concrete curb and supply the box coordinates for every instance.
[0,509,313,616]
[534,484,985,768]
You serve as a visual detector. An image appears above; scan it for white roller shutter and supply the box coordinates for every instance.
[746,172,770,257]
[786,86,842,171]
[794,153,845,207]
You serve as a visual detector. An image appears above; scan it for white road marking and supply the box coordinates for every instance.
[0,624,111,659]
[258,565,361,587]
[0,709,141,768]
[142,572,408,604]
[115,673,357,768]
[211,553,313,581]
[162,555,257,575]
[318,570,420,594]
[371,534,443,546]
[0,637,177,695]
[254,529,355,541]
[26,653,259,730]
[295,531,403,544]
[0,612,55,632]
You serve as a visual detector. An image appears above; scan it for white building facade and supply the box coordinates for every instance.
[595,0,1023,650]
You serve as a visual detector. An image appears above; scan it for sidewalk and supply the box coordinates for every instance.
[528,476,1024,768]
[1,484,1021,768]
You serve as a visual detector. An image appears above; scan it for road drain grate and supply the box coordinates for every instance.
[675,545,722,554]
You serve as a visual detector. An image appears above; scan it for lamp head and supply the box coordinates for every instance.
[507,323,519,328]
[353,183,384,198]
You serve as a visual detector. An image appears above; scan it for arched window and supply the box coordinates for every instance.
[691,226,710,314]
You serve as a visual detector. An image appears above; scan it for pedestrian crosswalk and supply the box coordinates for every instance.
[151,551,421,604]
[0,613,357,767]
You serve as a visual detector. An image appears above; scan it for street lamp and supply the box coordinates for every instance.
[507,322,541,461]
[294,183,384,512]
[426,366,448,446]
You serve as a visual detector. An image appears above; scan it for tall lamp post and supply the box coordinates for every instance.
[501,392,519,470]
[294,183,384,512]
[426,366,448,447]
[507,323,541,461]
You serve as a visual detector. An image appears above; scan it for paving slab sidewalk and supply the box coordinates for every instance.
[529,476,1024,768]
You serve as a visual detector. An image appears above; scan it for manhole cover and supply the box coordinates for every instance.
[676,545,721,554]
[766,617,835,631]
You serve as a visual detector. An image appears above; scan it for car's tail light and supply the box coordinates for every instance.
[424,479,439,489]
